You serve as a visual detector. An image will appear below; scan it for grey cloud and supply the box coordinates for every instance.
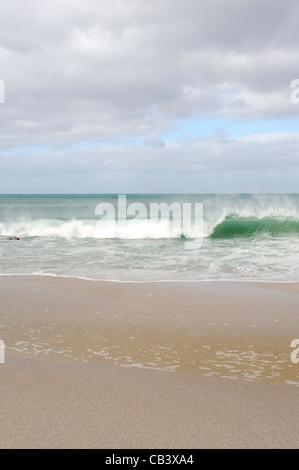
[1,131,299,193]
[1,131,298,174]
[0,0,299,192]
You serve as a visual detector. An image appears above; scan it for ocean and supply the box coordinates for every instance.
[0,193,298,282]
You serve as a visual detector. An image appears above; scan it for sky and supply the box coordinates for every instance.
[0,0,299,194]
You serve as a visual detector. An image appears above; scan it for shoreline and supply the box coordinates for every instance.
[0,275,298,448]
[1,275,298,382]
[1,272,299,284]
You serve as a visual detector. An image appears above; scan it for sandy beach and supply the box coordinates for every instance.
[1,0,299,452]
[0,276,298,448]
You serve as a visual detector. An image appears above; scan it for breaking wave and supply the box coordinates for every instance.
[210,215,299,238]
[0,213,298,240]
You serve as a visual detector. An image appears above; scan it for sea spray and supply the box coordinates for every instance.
[0,194,298,281]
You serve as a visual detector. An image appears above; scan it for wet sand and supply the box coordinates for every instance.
[0,276,298,448]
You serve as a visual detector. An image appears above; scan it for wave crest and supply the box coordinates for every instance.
[210,215,299,239]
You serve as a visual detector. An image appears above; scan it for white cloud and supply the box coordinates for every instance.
[0,0,299,191]
[1,131,298,192]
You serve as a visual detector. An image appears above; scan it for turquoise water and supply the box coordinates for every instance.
[0,194,298,281]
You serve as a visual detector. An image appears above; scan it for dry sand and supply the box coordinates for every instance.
[0,276,298,448]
